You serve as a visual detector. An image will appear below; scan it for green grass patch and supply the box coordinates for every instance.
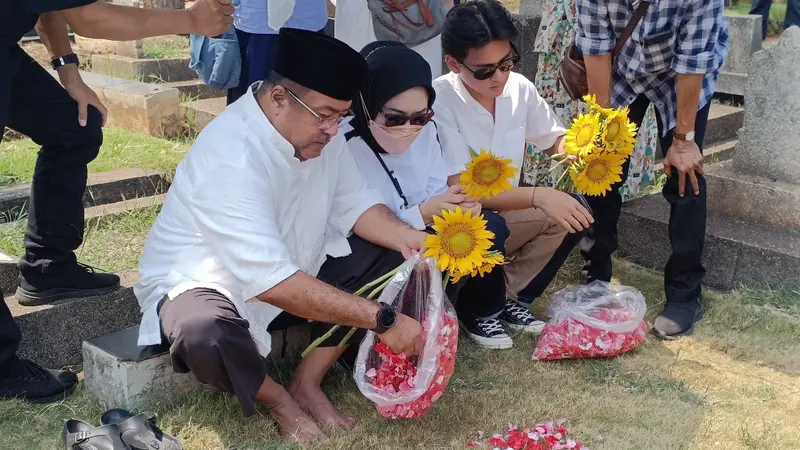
[0,127,190,187]
[142,36,190,59]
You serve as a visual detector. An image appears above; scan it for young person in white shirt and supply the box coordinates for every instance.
[344,41,526,350]
[134,29,428,444]
[433,0,595,332]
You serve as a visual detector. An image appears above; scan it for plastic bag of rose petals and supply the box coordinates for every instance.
[354,254,458,419]
[533,281,648,361]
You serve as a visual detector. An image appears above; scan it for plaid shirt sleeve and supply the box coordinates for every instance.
[575,0,616,55]
[672,0,725,74]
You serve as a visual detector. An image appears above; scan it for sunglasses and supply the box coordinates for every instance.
[460,44,520,81]
[380,109,434,127]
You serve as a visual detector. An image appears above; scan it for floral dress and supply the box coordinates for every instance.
[522,0,659,200]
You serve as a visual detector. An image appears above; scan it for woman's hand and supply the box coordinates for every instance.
[420,185,468,223]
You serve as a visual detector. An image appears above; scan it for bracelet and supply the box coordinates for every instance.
[530,186,537,208]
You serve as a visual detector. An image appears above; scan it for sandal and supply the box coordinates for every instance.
[100,409,182,450]
[62,419,128,450]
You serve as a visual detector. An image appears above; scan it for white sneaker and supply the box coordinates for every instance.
[500,301,546,334]
[463,317,513,350]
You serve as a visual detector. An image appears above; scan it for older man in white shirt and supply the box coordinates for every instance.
[134,29,427,444]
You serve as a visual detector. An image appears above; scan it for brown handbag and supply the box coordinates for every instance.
[558,1,650,101]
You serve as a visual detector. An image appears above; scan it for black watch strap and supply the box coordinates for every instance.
[51,53,79,70]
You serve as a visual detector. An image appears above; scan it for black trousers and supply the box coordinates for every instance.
[455,211,509,320]
[0,45,102,374]
[580,94,711,304]
[158,236,405,415]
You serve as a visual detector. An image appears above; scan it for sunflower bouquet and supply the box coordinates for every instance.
[553,95,638,196]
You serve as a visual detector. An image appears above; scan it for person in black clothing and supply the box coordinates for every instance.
[0,0,232,404]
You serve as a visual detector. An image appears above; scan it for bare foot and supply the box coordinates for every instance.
[265,397,328,444]
[289,380,357,430]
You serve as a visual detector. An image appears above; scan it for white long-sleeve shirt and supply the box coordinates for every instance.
[134,84,383,356]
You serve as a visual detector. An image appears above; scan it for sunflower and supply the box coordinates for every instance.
[571,151,626,196]
[460,149,518,199]
[565,113,602,158]
[423,207,494,275]
[602,108,637,157]
[582,94,615,116]
[449,251,506,283]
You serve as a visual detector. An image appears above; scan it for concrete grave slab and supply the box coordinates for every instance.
[91,54,195,83]
[47,70,181,137]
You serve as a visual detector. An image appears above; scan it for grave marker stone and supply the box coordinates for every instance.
[717,14,763,96]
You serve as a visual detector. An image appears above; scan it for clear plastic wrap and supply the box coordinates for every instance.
[533,281,648,361]
[354,255,458,419]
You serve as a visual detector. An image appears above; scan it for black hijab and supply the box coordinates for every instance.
[347,41,437,155]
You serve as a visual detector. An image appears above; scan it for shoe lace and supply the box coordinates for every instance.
[478,318,506,335]
[76,262,97,274]
[506,302,536,322]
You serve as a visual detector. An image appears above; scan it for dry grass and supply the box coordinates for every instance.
[1,251,798,449]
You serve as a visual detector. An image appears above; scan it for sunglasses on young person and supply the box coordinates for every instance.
[460,44,520,81]
[379,108,435,127]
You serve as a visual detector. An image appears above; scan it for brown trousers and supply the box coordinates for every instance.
[501,207,569,301]
[158,236,405,416]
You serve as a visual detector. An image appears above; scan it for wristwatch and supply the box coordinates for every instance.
[51,53,80,70]
[674,130,695,142]
[371,304,397,334]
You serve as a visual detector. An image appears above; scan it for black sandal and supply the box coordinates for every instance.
[100,409,182,450]
[62,419,129,450]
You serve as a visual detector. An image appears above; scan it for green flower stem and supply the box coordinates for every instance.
[336,276,396,348]
[442,271,451,289]
[302,266,402,357]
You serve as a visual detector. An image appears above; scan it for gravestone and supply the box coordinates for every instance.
[716,14,763,96]
[512,0,544,81]
[732,26,800,185]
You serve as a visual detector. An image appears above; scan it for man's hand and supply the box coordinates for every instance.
[59,66,107,127]
[664,139,703,197]
[378,313,424,355]
[533,188,594,233]
[187,0,235,37]
[419,185,469,223]
[398,228,428,259]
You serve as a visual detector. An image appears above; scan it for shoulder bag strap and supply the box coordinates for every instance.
[612,1,650,56]
[345,129,410,208]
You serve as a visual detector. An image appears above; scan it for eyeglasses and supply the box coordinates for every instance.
[460,44,520,81]
[285,87,349,130]
[379,109,434,127]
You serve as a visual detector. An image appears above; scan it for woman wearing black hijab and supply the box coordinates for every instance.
[343,42,521,350]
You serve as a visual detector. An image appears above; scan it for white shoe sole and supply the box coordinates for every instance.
[465,331,513,349]
[504,321,546,335]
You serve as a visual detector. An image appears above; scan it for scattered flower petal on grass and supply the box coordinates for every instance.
[467,421,589,450]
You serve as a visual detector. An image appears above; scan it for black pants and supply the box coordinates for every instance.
[580,95,710,304]
[158,236,405,415]
[750,0,800,39]
[0,45,102,374]
[455,211,509,320]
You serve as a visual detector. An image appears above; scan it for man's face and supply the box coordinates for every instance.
[266,85,352,161]
[448,40,516,99]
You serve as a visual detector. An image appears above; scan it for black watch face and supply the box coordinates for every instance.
[378,305,396,328]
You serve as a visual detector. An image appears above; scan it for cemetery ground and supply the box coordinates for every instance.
[1,129,799,449]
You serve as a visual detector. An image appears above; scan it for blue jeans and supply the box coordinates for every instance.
[750,0,800,39]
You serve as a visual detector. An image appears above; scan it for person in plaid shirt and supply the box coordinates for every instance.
[576,0,728,340]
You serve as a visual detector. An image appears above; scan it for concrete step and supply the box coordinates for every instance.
[617,193,800,291]
[48,69,181,138]
[166,79,226,101]
[705,104,744,148]
[0,168,168,223]
[91,54,196,83]
[85,193,166,229]
[8,269,142,369]
[181,96,226,132]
